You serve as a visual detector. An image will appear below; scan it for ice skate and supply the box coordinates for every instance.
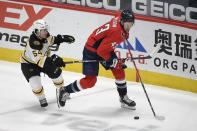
[39,98,48,107]
[120,95,136,110]
[56,87,70,108]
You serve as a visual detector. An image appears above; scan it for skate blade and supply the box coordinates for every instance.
[121,104,136,110]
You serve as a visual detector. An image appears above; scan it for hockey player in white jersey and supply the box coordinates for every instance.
[20,19,75,107]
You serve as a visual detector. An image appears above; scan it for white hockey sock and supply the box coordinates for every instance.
[29,76,45,100]
[52,73,64,88]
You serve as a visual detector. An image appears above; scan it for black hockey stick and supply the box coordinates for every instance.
[63,56,147,64]
[63,44,161,64]
[125,39,165,121]
[64,60,97,64]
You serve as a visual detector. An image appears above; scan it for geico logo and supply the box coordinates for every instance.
[0,1,52,31]
[0,32,29,45]
[66,0,120,10]
[64,0,197,24]
[132,0,197,24]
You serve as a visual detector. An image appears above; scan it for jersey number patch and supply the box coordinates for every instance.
[32,50,42,57]
[96,24,110,35]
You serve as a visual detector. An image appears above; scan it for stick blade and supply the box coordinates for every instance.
[145,55,152,59]
[155,115,165,121]
[149,43,162,57]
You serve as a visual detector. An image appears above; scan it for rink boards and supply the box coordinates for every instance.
[0,0,197,93]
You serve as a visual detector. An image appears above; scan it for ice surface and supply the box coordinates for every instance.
[0,61,197,131]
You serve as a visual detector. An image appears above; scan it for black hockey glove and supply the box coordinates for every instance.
[54,35,63,45]
[100,52,118,70]
[100,52,127,70]
[51,54,65,67]
[62,35,75,44]
[54,35,75,45]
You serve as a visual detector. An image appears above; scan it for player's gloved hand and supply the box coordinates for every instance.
[107,51,119,69]
[55,35,75,45]
[62,35,75,44]
[108,58,118,68]
[100,53,128,70]
[55,34,63,45]
[51,54,65,67]
[100,52,118,70]
[108,59,127,69]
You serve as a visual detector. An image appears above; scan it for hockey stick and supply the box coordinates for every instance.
[63,57,148,64]
[63,45,161,65]
[64,60,98,64]
[63,42,162,64]
[125,39,165,121]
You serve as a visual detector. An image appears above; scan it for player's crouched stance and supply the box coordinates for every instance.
[58,10,136,110]
[20,19,75,107]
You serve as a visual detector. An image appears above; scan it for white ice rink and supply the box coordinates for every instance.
[0,60,197,131]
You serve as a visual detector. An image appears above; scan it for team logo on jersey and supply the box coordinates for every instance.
[33,41,40,46]
[117,38,147,53]
[111,42,117,49]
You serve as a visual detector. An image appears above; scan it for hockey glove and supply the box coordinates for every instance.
[100,53,127,70]
[54,35,63,45]
[55,35,75,45]
[62,35,75,44]
[109,58,118,68]
[100,52,118,70]
[51,54,65,67]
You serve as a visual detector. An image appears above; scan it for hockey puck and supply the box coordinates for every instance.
[134,116,139,120]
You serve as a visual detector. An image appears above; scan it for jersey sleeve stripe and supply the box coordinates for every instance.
[38,56,47,68]
[47,36,54,46]
[34,56,42,64]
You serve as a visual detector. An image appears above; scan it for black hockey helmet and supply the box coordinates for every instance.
[120,9,135,23]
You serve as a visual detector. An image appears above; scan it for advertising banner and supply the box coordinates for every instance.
[0,0,196,82]
[115,21,197,80]
[42,0,197,24]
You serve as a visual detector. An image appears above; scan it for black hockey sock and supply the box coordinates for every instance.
[64,80,81,93]
[116,82,127,97]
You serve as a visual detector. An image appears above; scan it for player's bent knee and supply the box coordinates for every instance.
[111,68,125,80]
[29,76,42,90]
[80,75,97,89]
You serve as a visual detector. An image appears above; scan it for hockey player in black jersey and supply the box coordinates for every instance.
[20,19,75,107]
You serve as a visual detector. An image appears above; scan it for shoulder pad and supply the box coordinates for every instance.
[29,34,43,50]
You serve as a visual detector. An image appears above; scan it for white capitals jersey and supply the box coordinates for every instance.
[20,33,55,68]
